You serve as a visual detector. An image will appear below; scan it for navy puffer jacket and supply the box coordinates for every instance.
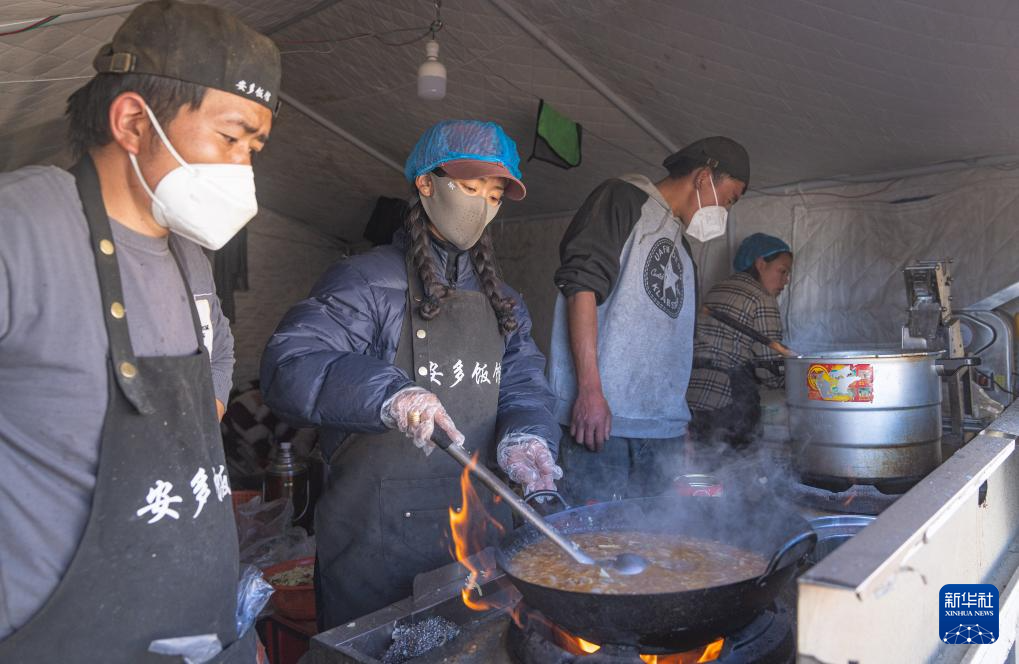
[260,230,560,460]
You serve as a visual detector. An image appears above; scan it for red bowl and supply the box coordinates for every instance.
[262,556,316,621]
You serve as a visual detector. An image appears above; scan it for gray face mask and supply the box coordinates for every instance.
[419,175,500,250]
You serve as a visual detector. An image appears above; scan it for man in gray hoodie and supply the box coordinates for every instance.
[547,137,750,504]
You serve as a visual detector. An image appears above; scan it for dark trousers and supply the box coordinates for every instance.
[557,427,686,506]
[688,367,762,472]
[689,398,760,449]
[690,362,762,447]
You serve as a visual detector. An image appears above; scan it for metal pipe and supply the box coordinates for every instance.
[488,0,678,153]
[441,441,595,566]
[278,91,405,175]
[0,4,140,30]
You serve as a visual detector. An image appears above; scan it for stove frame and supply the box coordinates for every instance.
[797,400,1019,663]
[304,402,1019,664]
[303,547,794,664]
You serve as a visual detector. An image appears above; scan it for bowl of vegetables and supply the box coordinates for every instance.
[262,556,315,621]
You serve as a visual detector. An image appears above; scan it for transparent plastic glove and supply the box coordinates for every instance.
[381,386,464,455]
[148,635,222,664]
[497,434,563,493]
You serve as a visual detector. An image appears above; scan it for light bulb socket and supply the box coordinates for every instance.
[418,39,446,100]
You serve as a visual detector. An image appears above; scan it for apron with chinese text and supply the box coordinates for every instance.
[0,156,253,663]
[314,254,508,630]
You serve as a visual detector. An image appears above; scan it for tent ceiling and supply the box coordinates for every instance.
[3,0,1019,241]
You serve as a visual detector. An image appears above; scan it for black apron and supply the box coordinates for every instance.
[315,255,509,630]
[0,156,254,663]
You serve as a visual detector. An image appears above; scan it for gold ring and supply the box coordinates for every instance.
[408,411,421,426]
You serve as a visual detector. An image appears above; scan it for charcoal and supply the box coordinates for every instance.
[381,616,461,664]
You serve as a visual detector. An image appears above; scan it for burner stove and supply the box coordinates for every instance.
[507,603,793,664]
[782,480,901,516]
[305,557,795,664]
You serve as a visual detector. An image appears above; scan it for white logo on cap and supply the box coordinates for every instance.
[235,80,272,102]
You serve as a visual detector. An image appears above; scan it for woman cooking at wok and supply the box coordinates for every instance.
[260,120,562,630]
[687,233,793,460]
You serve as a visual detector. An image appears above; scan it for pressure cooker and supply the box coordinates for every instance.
[785,350,972,493]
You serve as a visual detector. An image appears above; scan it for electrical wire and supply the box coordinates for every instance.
[278,25,432,47]
[278,0,441,52]
[376,27,433,47]
[1001,372,1019,399]
[278,14,654,168]
[438,28,661,170]
[273,0,656,169]
[0,15,58,37]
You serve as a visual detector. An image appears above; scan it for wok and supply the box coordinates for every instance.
[495,495,815,651]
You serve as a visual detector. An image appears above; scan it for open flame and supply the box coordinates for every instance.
[448,461,723,662]
[556,630,724,663]
[448,454,507,611]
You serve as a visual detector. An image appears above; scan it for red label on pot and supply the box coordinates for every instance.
[806,363,874,402]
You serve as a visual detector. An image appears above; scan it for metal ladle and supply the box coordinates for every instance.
[702,306,798,358]
[433,434,648,575]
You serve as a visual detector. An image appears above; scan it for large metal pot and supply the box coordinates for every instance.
[785,350,942,491]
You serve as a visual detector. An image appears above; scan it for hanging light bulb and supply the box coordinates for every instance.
[417,0,446,100]
[417,38,446,100]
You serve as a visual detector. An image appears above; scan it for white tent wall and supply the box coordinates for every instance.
[490,213,572,357]
[491,162,1019,359]
[228,208,348,387]
[720,164,1019,352]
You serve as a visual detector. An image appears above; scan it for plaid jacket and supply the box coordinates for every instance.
[687,272,784,411]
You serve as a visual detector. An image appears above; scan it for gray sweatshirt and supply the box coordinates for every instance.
[548,174,696,439]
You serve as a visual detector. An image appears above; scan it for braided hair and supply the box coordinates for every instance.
[404,200,518,336]
[470,226,519,336]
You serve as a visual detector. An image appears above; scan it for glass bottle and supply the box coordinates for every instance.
[263,442,311,530]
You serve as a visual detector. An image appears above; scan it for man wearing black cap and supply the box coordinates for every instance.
[0,2,280,661]
[547,137,749,504]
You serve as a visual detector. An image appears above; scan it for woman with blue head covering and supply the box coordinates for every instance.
[260,120,562,628]
[686,233,793,460]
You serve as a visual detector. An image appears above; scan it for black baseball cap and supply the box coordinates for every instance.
[663,136,750,187]
[92,0,281,114]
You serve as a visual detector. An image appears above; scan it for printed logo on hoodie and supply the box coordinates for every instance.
[643,237,684,318]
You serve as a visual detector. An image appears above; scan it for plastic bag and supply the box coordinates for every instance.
[147,566,274,662]
[235,496,315,569]
[236,564,275,637]
[148,634,222,664]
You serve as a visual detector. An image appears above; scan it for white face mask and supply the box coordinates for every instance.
[685,175,728,243]
[128,103,258,251]
[419,175,500,250]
